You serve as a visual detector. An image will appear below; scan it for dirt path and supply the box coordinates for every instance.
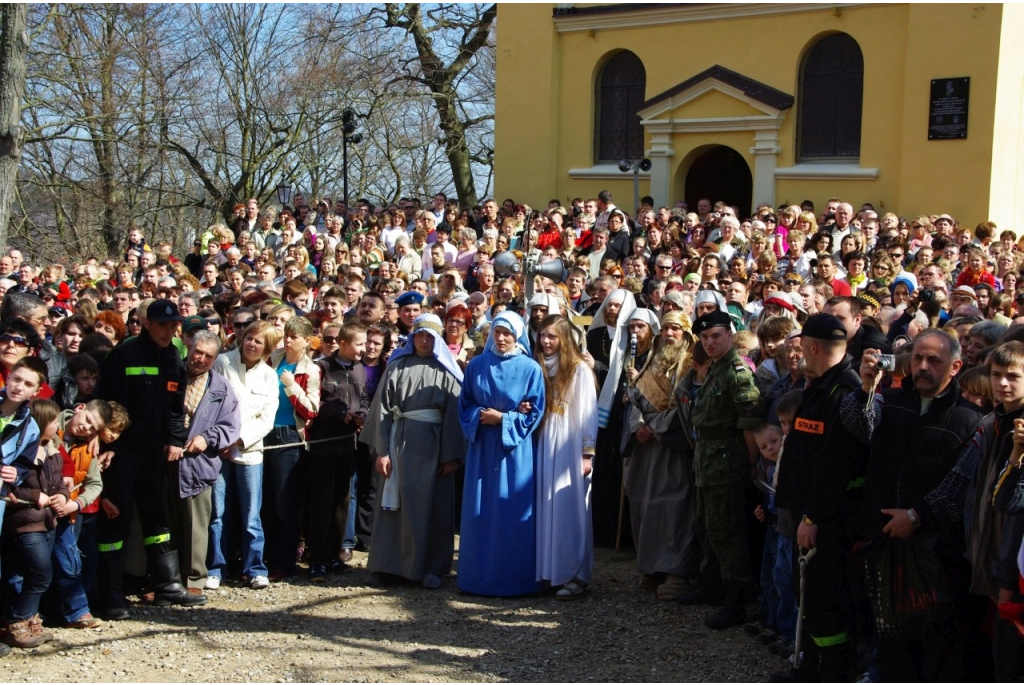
[5,548,778,683]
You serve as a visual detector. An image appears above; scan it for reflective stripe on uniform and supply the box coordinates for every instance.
[98,541,123,552]
[125,366,159,376]
[846,477,866,490]
[812,631,849,647]
[143,533,170,546]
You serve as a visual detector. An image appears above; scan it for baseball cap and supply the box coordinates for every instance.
[794,313,847,341]
[181,315,209,334]
[146,300,184,323]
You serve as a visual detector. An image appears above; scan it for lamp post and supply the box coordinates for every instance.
[618,157,652,217]
[276,179,293,208]
[342,108,363,206]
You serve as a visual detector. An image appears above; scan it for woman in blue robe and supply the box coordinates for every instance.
[458,311,546,596]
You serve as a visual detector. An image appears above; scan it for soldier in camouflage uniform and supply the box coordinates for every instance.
[678,310,763,630]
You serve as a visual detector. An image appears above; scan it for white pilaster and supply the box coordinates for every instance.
[750,128,781,210]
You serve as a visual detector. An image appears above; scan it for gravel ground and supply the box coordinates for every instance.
[5,547,779,683]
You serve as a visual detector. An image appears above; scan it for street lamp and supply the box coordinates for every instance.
[342,108,363,206]
[618,157,652,217]
[276,179,293,208]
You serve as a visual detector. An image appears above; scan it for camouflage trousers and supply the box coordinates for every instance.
[694,481,751,584]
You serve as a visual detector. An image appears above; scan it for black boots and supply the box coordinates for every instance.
[704,580,746,630]
[675,574,725,606]
[100,553,130,621]
[151,551,208,607]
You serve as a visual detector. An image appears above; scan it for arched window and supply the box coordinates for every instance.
[797,33,863,159]
[595,51,646,163]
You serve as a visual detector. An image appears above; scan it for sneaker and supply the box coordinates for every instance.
[205,576,221,590]
[250,575,270,590]
[309,565,327,583]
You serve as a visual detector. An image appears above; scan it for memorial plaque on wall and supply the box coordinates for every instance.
[928,77,969,140]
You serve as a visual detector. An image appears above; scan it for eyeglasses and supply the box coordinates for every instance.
[128,318,140,325]
[446,319,466,326]
[321,335,338,344]
[205,318,220,325]
[889,252,904,259]
[233,319,254,328]
[656,264,672,271]
[0,334,29,347]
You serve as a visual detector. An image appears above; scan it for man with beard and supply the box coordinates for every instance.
[526,293,560,347]
[624,310,700,601]
[586,289,637,546]
[842,330,981,682]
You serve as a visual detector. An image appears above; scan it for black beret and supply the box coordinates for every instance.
[694,310,732,334]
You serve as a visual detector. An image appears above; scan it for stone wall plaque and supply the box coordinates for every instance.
[928,77,969,140]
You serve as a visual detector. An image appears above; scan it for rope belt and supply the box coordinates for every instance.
[380,407,442,512]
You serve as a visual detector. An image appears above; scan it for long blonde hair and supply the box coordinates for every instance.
[534,315,594,418]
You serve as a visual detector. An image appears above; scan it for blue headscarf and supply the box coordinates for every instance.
[387,313,464,382]
[484,311,531,358]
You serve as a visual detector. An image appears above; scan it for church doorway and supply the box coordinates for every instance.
[684,145,753,216]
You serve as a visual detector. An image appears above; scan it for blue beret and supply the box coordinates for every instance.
[394,291,425,307]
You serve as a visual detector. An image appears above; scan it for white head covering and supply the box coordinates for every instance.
[485,311,531,358]
[592,289,638,428]
[694,288,727,311]
[528,292,561,317]
[627,307,661,336]
[387,313,464,382]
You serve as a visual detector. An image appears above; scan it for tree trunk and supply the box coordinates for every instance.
[0,5,28,248]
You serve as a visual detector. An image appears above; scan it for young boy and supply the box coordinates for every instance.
[51,399,113,628]
[967,342,1024,680]
[306,323,369,581]
[747,391,802,659]
[63,354,101,408]
[0,358,46,530]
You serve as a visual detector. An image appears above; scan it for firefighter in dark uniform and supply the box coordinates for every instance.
[97,300,207,619]
[774,313,866,681]
[680,310,763,629]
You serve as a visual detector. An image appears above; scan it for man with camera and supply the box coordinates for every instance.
[842,330,981,681]
[822,296,891,366]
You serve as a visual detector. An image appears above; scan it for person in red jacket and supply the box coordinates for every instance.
[956,247,997,288]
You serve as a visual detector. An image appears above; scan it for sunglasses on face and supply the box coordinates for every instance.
[233,319,254,328]
[0,334,29,347]
[321,335,338,344]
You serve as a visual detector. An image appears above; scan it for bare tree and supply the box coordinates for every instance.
[0,4,29,248]
[375,3,496,208]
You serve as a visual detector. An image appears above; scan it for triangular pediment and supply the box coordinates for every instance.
[638,64,794,120]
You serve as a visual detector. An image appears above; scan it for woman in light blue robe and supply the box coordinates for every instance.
[458,312,546,596]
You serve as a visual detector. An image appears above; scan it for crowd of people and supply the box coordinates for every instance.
[0,188,1022,682]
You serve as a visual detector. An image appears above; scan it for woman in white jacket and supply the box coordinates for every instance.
[207,320,280,590]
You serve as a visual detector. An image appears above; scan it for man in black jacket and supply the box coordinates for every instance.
[96,300,206,619]
[774,314,865,682]
[823,296,891,367]
[843,329,982,681]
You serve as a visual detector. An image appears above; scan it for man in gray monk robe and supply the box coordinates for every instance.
[624,309,701,601]
[361,313,465,589]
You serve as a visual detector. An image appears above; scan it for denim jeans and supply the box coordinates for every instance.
[262,426,304,574]
[52,518,92,623]
[5,529,56,621]
[772,532,796,641]
[343,471,357,550]
[208,460,267,579]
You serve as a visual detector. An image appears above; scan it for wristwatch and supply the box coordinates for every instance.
[907,508,921,529]
[801,515,814,526]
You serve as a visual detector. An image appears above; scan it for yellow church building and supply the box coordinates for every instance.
[493,3,1024,229]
